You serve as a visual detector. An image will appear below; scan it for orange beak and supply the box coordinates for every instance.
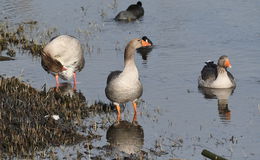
[224,59,232,68]
[141,40,151,47]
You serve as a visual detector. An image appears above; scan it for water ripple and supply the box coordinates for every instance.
[0,0,33,22]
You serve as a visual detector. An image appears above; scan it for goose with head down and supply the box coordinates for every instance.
[198,55,236,89]
[41,35,85,90]
[105,37,151,121]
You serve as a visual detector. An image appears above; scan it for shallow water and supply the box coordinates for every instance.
[1,0,260,159]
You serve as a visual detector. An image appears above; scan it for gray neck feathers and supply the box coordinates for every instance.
[122,43,139,78]
[124,43,136,67]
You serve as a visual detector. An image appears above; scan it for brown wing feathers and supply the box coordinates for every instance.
[41,51,64,73]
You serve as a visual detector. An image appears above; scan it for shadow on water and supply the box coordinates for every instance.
[199,87,235,122]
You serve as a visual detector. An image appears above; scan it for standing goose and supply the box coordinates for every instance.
[41,35,85,90]
[105,38,151,121]
[198,55,236,88]
[115,1,144,21]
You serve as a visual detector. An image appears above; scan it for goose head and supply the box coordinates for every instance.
[137,1,142,7]
[128,37,151,49]
[218,55,232,68]
[142,36,153,46]
[41,51,67,73]
[124,37,152,64]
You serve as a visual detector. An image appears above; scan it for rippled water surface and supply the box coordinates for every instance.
[1,0,260,159]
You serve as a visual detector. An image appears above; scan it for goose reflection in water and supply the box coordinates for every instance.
[106,116,144,158]
[48,82,80,97]
[137,36,154,62]
[199,87,235,121]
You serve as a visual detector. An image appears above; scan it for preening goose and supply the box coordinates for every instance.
[41,35,85,90]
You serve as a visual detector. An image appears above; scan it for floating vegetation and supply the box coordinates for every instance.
[22,21,38,25]
[0,76,103,158]
[0,55,14,61]
[0,23,44,57]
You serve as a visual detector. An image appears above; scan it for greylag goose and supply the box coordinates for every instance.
[105,38,151,121]
[198,55,236,88]
[41,35,85,90]
[115,1,144,21]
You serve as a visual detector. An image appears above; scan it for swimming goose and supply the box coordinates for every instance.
[141,36,153,46]
[137,36,153,61]
[105,38,151,121]
[41,35,85,90]
[115,1,144,21]
[198,55,236,88]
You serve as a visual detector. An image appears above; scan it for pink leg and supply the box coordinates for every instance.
[55,74,60,90]
[73,72,77,90]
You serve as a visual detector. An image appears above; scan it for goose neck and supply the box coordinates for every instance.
[124,44,136,66]
[217,66,227,74]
